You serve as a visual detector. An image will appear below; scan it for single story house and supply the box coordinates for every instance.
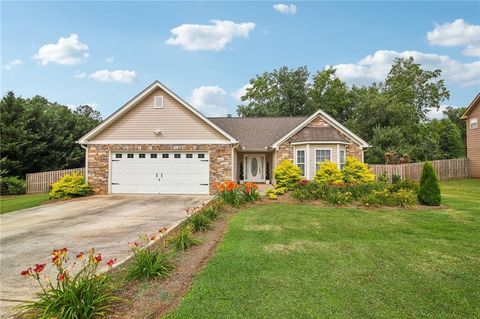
[462,93,480,178]
[78,81,369,195]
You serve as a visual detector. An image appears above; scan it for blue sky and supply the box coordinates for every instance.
[2,1,479,119]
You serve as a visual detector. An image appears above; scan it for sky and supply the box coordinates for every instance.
[1,1,480,119]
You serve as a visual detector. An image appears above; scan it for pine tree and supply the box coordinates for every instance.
[418,162,441,206]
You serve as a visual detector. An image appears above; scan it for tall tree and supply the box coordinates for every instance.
[0,92,102,177]
[306,68,352,123]
[237,66,310,117]
[443,106,467,147]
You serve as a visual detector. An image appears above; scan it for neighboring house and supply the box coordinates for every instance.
[78,81,369,195]
[462,93,480,178]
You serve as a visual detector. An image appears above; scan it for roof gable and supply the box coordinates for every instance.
[462,93,480,119]
[271,109,370,148]
[78,81,237,144]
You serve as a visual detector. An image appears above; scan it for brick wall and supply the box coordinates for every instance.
[87,144,232,195]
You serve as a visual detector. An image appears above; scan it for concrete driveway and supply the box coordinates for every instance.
[0,194,211,317]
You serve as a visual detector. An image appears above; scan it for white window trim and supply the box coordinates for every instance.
[154,95,164,108]
[314,148,333,171]
[339,149,346,169]
[470,117,478,129]
[294,147,306,178]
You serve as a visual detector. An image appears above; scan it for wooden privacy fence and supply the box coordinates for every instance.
[369,158,468,181]
[26,167,85,194]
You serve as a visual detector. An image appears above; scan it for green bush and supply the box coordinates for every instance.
[273,160,302,190]
[418,162,441,206]
[389,178,419,194]
[0,176,26,195]
[360,189,417,207]
[49,173,91,200]
[242,182,261,202]
[291,181,321,201]
[126,249,174,281]
[274,187,287,195]
[267,193,277,200]
[342,157,375,184]
[186,213,211,232]
[314,161,343,184]
[169,228,201,251]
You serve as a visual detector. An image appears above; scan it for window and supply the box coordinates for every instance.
[339,150,346,169]
[186,154,193,158]
[150,154,157,158]
[154,96,164,108]
[471,117,478,129]
[315,149,331,170]
[162,154,169,159]
[296,150,305,176]
[174,154,181,159]
[127,154,134,159]
[198,154,205,159]
[139,154,146,158]
[115,154,122,159]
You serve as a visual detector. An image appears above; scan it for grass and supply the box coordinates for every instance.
[0,193,50,214]
[167,179,480,318]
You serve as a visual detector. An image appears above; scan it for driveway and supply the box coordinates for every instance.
[0,194,211,317]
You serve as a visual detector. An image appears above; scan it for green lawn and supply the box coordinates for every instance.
[0,193,50,214]
[168,179,480,318]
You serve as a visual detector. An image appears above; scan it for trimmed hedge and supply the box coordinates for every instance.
[418,162,441,206]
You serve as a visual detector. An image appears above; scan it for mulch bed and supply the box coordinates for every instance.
[108,204,248,319]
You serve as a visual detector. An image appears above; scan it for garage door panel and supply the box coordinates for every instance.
[111,152,209,194]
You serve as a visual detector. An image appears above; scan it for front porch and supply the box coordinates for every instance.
[235,151,275,184]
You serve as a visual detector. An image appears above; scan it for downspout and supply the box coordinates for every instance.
[80,144,88,183]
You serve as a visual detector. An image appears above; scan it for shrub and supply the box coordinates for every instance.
[186,213,211,232]
[323,190,353,205]
[19,248,117,319]
[267,192,277,200]
[291,181,321,201]
[377,172,388,183]
[169,228,200,251]
[389,178,419,194]
[49,173,91,200]
[418,162,441,206]
[342,157,375,184]
[203,207,220,220]
[314,161,343,184]
[126,249,174,281]
[215,181,243,207]
[274,187,287,195]
[0,176,26,195]
[360,189,417,207]
[392,174,401,184]
[273,160,302,190]
[242,182,261,202]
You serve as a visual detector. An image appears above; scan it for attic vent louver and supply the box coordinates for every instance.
[154,96,164,108]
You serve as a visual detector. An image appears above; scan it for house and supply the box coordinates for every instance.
[78,81,369,195]
[462,93,480,178]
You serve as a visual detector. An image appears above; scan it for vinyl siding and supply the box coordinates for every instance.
[93,88,228,142]
[466,102,480,177]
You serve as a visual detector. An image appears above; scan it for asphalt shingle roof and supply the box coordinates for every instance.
[209,117,307,149]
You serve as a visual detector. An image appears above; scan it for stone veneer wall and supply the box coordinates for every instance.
[87,144,232,195]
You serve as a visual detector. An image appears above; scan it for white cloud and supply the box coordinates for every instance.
[273,3,297,15]
[88,70,137,83]
[427,19,480,56]
[232,83,252,101]
[332,50,480,87]
[66,102,98,111]
[190,86,228,116]
[166,20,255,51]
[105,56,114,63]
[74,70,87,79]
[426,104,448,120]
[33,34,89,65]
[4,59,23,70]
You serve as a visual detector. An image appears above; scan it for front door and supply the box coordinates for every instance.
[244,154,264,182]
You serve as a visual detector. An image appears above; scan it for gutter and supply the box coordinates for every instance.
[80,144,88,183]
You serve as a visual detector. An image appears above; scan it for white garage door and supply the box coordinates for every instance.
[111,152,209,194]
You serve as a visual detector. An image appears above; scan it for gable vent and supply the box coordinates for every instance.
[154,96,164,108]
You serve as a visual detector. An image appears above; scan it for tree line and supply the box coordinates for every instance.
[0,92,102,178]
[237,57,466,164]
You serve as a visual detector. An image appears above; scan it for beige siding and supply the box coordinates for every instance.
[466,101,480,177]
[93,88,228,142]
